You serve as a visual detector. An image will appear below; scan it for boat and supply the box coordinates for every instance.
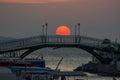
[0,60,32,67]
[0,57,45,79]
[0,57,45,67]
[9,66,87,80]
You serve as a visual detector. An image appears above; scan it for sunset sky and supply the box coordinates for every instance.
[0,0,71,3]
[0,0,120,41]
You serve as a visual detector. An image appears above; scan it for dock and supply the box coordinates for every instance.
[25,71,86,76]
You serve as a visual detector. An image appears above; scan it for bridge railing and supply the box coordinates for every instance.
[80,36,102,47]
[0,35,104,51]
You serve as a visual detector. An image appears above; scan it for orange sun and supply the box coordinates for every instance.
[56,26,71,36]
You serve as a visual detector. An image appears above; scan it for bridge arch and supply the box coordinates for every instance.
[77,47,111,64]
[0,35,116,64]
[20,45,111,64]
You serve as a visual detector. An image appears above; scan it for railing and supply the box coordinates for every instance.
[0,35,107,51]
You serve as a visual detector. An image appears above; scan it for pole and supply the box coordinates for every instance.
[55,57,63,70]
[42,25,45,36]
[75,25,77,36]
[45,22,48,36]
[78,23,80,36]
[75,25,77,43]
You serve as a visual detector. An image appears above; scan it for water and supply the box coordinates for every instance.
[28,48,91,71]
[27,48,118,80]
[65,76,116,80]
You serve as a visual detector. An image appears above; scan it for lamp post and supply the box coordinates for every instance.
[78,23,80,36]
[75,25,77,43]
[45,22,48,36]
[42,24,45,36]
[75,25,77,36]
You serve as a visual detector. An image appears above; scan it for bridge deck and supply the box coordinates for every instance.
[0,35,119,53]
[0,35,102,52]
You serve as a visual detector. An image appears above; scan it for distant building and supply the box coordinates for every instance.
[75,39,120,76]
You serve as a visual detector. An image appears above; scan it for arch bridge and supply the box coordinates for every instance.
[0,35,120,64]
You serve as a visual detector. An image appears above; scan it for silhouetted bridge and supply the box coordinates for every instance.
[0,35,120,64]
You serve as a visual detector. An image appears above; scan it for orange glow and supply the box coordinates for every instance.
[0,0,70,3]
[56,26,71,36]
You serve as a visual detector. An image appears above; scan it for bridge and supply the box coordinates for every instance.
[0,35,120,64]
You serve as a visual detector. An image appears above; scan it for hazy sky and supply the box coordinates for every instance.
[0,0,71,3]
[0,0,120,41]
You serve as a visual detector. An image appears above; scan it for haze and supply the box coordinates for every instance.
[0,0,120,41]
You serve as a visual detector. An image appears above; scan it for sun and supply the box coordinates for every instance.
[56,25,71,36]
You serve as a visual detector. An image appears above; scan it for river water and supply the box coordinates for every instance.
[27,48,119,80]
[28,48,91,71]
